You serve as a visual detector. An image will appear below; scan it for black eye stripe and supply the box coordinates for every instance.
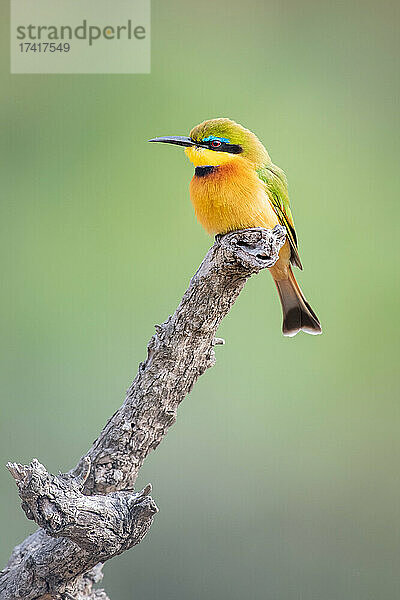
[191,139,243,155]
[221,143,242,154]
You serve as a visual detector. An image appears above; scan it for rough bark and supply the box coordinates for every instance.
[0,226,286,600]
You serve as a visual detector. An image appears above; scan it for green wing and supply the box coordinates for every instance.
[256,163,303,270]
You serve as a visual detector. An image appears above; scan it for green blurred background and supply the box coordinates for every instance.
[1,0,399,598]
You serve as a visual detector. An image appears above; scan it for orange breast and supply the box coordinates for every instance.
[189,157,279,235]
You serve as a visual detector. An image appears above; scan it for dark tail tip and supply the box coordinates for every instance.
[283,305,322,337]
[275,271,322,337]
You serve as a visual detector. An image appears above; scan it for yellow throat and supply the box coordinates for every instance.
[185,146,238,167]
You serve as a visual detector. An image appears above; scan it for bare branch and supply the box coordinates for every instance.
[0,226,286,600]
[2,458,156,600]
[75,226,286,495]
[6,459,157,554]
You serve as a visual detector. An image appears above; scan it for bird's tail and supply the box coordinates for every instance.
[275,267,322,337]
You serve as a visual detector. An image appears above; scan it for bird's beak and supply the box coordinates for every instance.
[148,136,195,148]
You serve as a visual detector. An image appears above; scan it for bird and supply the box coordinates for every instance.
[149,118,321,337]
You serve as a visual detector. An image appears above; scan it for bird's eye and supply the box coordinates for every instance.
[211,139,222,148]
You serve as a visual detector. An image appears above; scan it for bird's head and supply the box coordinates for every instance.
[149,118,270,168]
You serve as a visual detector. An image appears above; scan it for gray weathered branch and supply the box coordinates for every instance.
[3,459,156,600]
[0,226,286,600]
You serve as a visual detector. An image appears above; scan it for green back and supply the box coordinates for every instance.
[257,163,303,270]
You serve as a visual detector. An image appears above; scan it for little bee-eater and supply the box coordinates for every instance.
[149,118,321,337]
